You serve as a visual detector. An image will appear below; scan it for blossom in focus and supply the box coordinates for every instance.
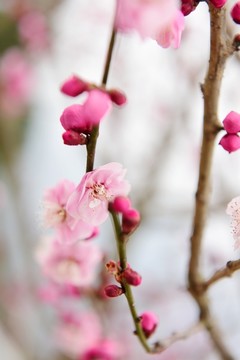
[115,0,184,49]
[0,48,33,118]
[226,196,240,249]
[35,237,102,286]
[55,311,102,357]
[42,179,97,243]
[67,163,131,226]
[60,89,112,145]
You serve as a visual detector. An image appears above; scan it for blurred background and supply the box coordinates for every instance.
[1,0,240,359]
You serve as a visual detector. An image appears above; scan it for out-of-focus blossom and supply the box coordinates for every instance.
[115,0,184,49]
[67,162,131,226]
[81,339,125,360]
[18,10,49,51]
[140,311,158,338]
[226,196,240,249]
[55,311,102,357]
[42,180,97,243]
[35,237,102,286]
[0,48,33,118]
[37,282,81,305]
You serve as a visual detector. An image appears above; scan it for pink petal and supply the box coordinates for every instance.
[83,89,112,126]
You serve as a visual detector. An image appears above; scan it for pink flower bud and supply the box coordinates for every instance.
[231,2,240,24]
[104,284,123,298]
[111,196,132,214]
[140,311,158,338]
[108,89,127,106]
[219,133,240,153]
[62,130,87,145]
[121,268,142,286]
[209,0,227,8]
[60,75,89,97]
[223,111,240,134]
[122,208,140,234]
[181,0,198,16]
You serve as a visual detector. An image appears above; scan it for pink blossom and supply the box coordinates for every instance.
[122,208,141,234]
[219,134,240,153]
[223,111,240,134]
[42,180,97,243]
[67,163,131,226]
[231,2,240,24]
[81,339,124,360]
[55,311,101,357]
[115,0,184,49]
[60,90,112,138]
[111,196,131,214]
[140,311,158,338]
[38,282,81,305]
[35,237,102,286]
[18,11,49,51]
[226,197,240,249]
[0,48,33,118]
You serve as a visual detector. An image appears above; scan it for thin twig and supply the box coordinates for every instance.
[86,29,116,173]
[188,4,235,360]
[202,259,240,290]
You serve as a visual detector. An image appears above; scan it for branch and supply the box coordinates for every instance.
[202,259,240,290]
[86,28,116,173]
[188,4,235,360]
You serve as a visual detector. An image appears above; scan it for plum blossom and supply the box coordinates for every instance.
[67,163,131,226]
[0,48,33,118]
[60,89,112,145]
[42,179,97,243]
[115,0,184,49]
[226,197,240,249]
[55,311,102,357]
[35,237,102,286]
[140,311,158,338]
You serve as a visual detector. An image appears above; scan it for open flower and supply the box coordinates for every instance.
[35,237,102,286]
[67,163,131,226]
[42,179,97,244]
[115,0,184,48]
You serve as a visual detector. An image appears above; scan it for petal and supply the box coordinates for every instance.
[83,89,112,126]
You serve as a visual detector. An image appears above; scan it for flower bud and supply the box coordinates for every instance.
[60,75,89,96]
[104,284,123,298]
[231,2,240,24]
[122,208,140,234]
[223,111,240,133]
[181,0,198,16]
[121,268,142,286]
[140,311,158,338]
[219,133,240,153]
[108,89,127,106]
[111,196,131,214]
[62,130,87,145]
[209,0,227,8]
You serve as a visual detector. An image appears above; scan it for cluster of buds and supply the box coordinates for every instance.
[104,260,142,298]
[219,111,240,153]
[110,196,141,235]
[60,75,126,146]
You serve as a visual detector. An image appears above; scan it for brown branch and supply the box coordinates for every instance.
[202,259,240,290]
[188,4,235,360]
